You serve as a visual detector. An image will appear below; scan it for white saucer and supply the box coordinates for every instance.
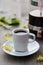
[2,39,40,56]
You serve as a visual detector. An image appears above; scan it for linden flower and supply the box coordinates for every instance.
[19,25,28,28]
[3,25,11,29]
[2,45,13,51]
[0,21,11,29]
[4,32,13,41]
[37,55,43,61]
[0,21,3,26]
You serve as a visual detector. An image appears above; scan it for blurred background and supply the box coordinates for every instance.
[0,0,37,19]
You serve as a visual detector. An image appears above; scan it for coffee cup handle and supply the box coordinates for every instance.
[28,33,35,43]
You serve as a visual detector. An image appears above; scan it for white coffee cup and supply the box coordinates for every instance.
[12,28,35,52]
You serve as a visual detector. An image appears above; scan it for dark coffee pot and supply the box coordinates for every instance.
[29,10,43,38]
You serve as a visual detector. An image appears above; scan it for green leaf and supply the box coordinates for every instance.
[0,16,5,22]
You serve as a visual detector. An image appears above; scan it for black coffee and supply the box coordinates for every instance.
[14,30,27,33]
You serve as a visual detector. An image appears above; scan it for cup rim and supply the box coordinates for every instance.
[12,28,29,35]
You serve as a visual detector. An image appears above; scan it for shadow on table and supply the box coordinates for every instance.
[3,50,40,62]
[2,48,42,65]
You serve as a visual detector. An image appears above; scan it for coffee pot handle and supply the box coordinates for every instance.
[28,33,35,43]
